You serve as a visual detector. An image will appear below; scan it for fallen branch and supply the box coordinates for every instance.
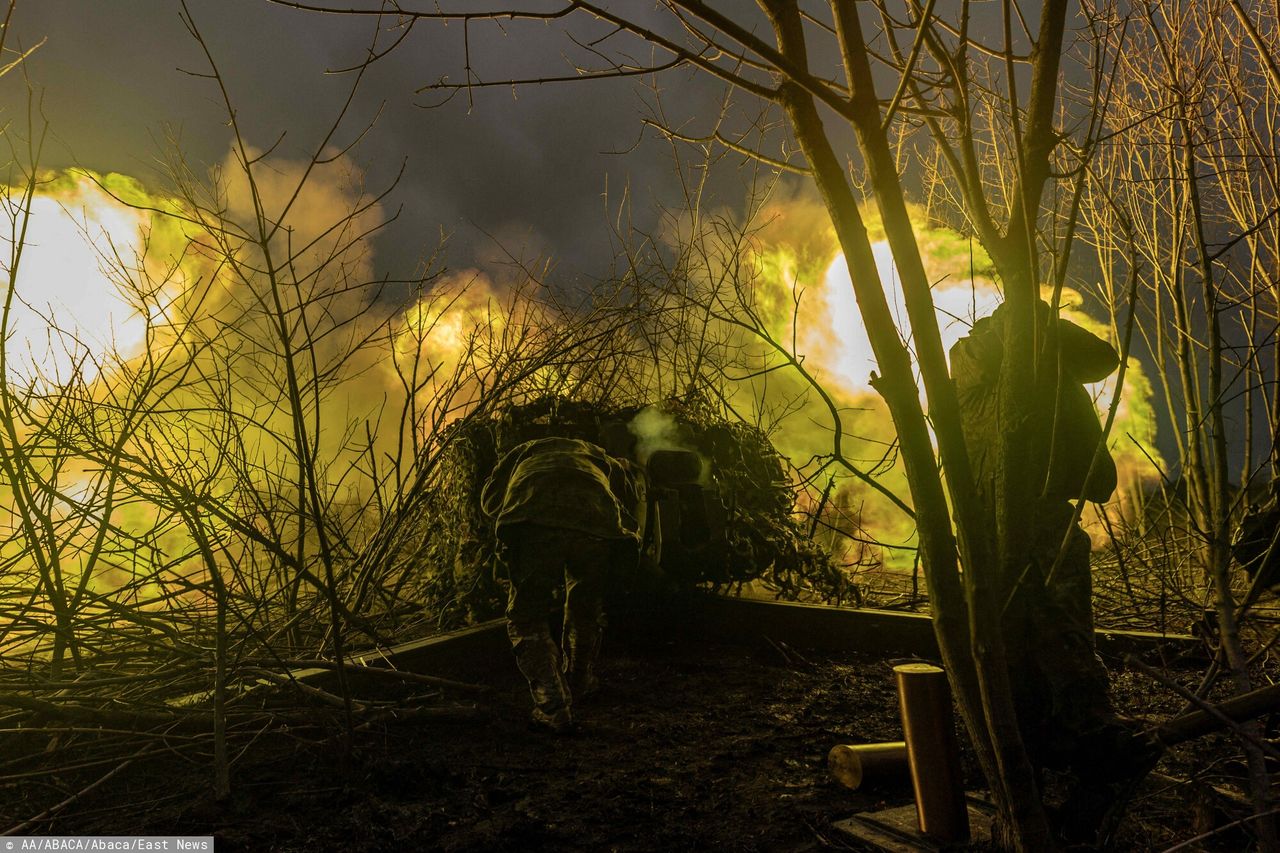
[1160,805,1280,852]
[246,667,372,713]
[1135,665,1280,749]
[271,658,495,695]
[3,753,146,835]
[354,703,489,729]
[0,692,213,730]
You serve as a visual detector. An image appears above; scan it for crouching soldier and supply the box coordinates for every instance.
[480,436,644,733]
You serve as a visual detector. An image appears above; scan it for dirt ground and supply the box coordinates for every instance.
[4,640,902,852]
[0,634,1267,852]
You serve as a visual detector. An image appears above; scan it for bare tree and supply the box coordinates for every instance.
[0,1,663,820]
[1079,1,1280,844]
[266,1,1152,846]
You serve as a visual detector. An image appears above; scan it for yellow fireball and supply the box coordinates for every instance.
[3,171,150,384]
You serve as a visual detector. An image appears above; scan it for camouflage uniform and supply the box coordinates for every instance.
[1233,482,1280,590]
[951,301,1128,788]
[481,437,643,731]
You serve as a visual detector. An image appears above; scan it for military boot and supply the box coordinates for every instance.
[563,592,606,700]
[507,622,573,731]
[564,622,602,699]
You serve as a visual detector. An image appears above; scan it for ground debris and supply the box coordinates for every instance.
[3,643,900,851]
[2,637,1267,851]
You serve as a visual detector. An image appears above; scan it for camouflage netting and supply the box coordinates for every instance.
[395,395,844,629]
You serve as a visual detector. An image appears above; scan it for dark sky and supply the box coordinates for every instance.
[4,1,742,284]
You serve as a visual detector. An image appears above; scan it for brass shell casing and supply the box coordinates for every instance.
[827,741,909,790]
[893,663,969,843]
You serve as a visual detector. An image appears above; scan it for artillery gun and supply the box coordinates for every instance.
[415,396,836,624]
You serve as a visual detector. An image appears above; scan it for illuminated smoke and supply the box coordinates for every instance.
[2,171,154,384]
[387,268,505,443]
[740,194,1165,568]
[623,405,689,460]
[814,246,1000,393]
[0,160,1167,597]
[626,406,681,462]
[0,154,404,600]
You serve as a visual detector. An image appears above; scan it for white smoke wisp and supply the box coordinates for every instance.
[626,405,716,486]
[627,405,687,464]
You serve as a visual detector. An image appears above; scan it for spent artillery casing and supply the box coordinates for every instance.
[893,663,969,843]
[827,741,909,790]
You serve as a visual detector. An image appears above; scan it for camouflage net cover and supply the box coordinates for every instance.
[397,396,844,628]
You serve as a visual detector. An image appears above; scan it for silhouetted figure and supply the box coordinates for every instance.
[952,299,1118,628]
[481,437,644,733]
[951,300,1139,839]
[1233,481,1280,590]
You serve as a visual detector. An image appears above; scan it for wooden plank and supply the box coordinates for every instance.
[292,594,1199,688]
[681,596,938,654]
[623,593,1201,661]
[831,798,996,851]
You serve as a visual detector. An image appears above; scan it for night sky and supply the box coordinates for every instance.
[4,1,742,284]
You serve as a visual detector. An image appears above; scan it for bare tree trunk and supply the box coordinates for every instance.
[1182,94,1278,850]
[759,2,1056,846]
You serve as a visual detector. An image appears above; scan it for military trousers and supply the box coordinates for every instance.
[496,523,613,727]
[1005,500,1121,771]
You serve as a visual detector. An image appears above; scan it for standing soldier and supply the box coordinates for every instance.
[480,436,644,733]
[951,299,1138,835]
[951,299,1119,635]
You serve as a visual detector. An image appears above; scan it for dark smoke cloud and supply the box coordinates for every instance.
[4,0,734,285]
